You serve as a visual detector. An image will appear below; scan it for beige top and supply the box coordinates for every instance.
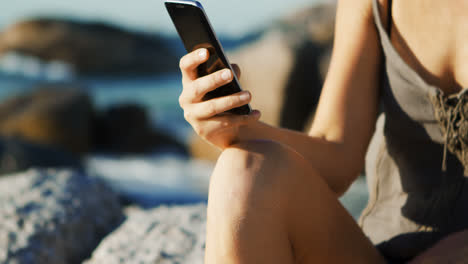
[359,0,468,261]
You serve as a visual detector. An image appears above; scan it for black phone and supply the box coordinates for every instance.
[165,0,252,115]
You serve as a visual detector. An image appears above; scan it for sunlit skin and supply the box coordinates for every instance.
[178,0,468,263]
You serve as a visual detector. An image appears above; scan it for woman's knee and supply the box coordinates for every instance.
[216,140,290,182]
[210,140,297,212]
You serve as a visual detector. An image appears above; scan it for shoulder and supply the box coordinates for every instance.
[339,0,389,30]
[336,0,376,23]
[335,0,377,29]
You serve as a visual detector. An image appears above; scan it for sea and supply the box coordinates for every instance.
[0,0,368,218]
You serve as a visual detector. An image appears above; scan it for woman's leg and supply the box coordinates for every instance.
[204,140,385,264]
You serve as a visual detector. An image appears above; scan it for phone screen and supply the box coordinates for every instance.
[166,2,251,115]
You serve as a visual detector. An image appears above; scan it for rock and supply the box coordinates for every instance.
[93,103,188,155]
[189,3,337,161]
[85,204,207,264]
[0,86,187,156]
[0,18,179,75]
[232,2,335,130]
[0,85,95,154]
[0,137,82,175]
[235,3,336,129]
[0,169,123,264]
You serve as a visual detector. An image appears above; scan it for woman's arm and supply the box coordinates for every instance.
[178,0,383,196]
[236,0,383,195]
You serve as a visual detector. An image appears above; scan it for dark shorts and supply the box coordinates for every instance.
[377,245,407,264]
[375,231,444,264]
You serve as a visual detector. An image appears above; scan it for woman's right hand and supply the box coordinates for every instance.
[178,48,261,149]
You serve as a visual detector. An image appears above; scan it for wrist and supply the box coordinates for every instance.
[236,120,262,142]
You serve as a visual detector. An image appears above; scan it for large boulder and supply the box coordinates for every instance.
[0,85,95,154]
[189,3,337,161]
[85,204,206,264]
[93,103,187,155]
[0,18,179,75]
[0,137,82,175]
[0,169,123,264]
[232,2,336,130]
[0,86,188,156]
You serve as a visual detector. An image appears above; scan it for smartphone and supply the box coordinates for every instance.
[165,0,252,115]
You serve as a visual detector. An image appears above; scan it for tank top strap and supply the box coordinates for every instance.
[372,0,394,55]
[372,0,438,96]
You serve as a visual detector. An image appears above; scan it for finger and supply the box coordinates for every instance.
[180,48,209,81]
[191,91,252,119]
[231,63,241,79]
[187,68,233,102]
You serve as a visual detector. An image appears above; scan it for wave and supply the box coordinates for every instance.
[86,153,214,207]
[0,52,75,81]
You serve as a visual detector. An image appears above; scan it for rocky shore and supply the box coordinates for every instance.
[0,169,123,263]
[85,204,206,264]
[0,169,207,264]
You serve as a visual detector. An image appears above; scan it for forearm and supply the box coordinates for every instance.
[236,121,363,196]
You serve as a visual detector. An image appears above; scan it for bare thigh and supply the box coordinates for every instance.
[204,140,385,264]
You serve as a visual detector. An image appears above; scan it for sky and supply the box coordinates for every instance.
[1,0,325,37]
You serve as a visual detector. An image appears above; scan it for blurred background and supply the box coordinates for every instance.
[1,0,325,36]
[0,0,367,215]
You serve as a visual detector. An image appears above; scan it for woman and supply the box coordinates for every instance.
[178,0,468,263]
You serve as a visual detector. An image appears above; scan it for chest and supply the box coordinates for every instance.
[390,0,468,95]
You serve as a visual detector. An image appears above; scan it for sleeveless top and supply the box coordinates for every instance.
[359,0,468,261]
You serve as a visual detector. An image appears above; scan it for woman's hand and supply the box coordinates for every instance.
[178,48,261,149]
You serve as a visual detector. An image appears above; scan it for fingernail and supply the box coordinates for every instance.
[239,92,250,101]
[198,49,207,58]
[221,70,231,80]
